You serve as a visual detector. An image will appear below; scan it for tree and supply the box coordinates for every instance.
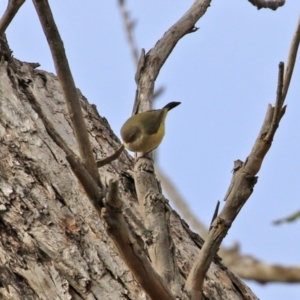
[0,1,298,299]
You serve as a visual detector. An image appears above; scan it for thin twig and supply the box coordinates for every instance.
[96,145,124,168]
[282,13,300,101]
[32,0,100,184]
[134,48,145,86]
[0,0,25,36]
[209,201,220,231]
[265,62,284,142]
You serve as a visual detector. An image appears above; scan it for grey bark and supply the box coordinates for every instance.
[0,44,257,299]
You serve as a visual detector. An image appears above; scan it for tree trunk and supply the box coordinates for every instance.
[0,42,257,299]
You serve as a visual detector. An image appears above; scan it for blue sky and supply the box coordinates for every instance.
[1,1,300,299]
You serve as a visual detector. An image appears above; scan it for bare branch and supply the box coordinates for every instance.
[132,1,211,293]
[117,2,206,291]
[185,10,300,297]
[0,0,25,36]
[119,1,300,293]
[157,165,300,284]
[32,0,100,184]
[282,12,300,101]
[265,62,285,142]
[134,48,145,86]
[96,145,124,168]
[185,102,286,298]
[221,245,300,283]
[185,217,227,300]
[209,201,220,231]
[248,0,285,10]
[102,180,176,300]
[135,0,211,113]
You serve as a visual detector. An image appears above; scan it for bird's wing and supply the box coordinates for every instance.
[143,110,165,135]
[121,124,141,144]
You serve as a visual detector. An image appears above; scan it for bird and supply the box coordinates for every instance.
[120,102,181,153]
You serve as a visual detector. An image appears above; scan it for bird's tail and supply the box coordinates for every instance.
[163,101,181,111]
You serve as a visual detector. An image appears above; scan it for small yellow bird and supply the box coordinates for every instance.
[120,102,181,153]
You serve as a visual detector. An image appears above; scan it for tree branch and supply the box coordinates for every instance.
[282,12,300,101]
[134,0,211,113]
[265,62,285,142]
[157,165,300,284]
[32,0,100,184]
[119,1,300,291]
[117,1,165,110]
[220,245,300,284]
[96,145,124,168]
[185,11,300,296]
[132,1,211,294]
[0,0,25,36]
[185,101,286,299]
[185,12,300,292]
[102,180,176,300]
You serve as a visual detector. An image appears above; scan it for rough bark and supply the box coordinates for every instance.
[0,44,258,299]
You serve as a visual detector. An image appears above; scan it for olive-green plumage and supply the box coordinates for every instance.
[120,102,181,153]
